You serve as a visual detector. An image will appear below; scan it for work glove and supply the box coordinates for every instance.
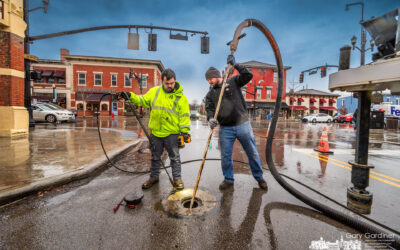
[118,91,131,100]
[208,118,218,129]
[227,55,236,66]
[181,133,190,141]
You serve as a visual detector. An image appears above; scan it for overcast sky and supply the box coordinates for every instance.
[29,0,399,103]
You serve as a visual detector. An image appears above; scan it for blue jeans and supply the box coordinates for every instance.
[218,121,264,183]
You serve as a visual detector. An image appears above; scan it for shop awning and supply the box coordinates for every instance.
[310,98,316,103]
[289,106,308,111]
[53,71,65,78]
[42,70,54,77]
[329,98,336,103]
[289,97,296,102]
[320,106,337,110]
[319,99,327,103]
[245,101,289,110]
[310,106,318,110]
[75,93,110,101]
[297,97,304,102]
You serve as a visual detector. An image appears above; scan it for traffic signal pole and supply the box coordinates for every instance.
[299,64,338,83]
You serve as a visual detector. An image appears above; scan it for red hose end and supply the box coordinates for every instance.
[114,205,119,212]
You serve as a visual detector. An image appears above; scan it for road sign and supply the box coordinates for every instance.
[309,70,317,75]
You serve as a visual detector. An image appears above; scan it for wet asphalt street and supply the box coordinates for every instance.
[0,118,399,249]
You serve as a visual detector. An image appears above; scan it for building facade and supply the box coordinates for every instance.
[286,89,339,118]
[337,94,400,115]
[337,95,358,114]
[31,49,164,117]
[231,60,291,119]
[0,0,29,137]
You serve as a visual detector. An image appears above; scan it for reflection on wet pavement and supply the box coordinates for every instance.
[0,117,141,193]
[0,118,398,249]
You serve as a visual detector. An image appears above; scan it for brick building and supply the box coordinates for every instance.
[231,60,290,119]
[286,89,339,118]
[0,0,28,137]
[31,49,164,117]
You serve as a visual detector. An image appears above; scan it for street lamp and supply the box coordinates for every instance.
[345,2,374,66]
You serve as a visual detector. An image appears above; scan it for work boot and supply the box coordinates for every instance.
[142,177,159,189]
[257,179,268,190]
[174,179,184,190]
[219,180,234,191]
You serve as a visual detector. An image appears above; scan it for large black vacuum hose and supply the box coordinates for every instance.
[229,19,400,248]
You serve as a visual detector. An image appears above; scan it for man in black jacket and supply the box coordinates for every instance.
[204,55,267,190]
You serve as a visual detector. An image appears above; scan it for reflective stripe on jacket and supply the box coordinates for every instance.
[128,81,191,137]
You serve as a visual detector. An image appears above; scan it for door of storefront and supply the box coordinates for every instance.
[112,101,118,116]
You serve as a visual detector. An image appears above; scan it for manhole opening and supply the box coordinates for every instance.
[181,197,202,209]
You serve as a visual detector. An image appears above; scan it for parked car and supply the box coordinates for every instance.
[332,113,341,123]
[32,103,75,123]
[338,113,354,123]
[302,113,333,123]
[190,110,200,120]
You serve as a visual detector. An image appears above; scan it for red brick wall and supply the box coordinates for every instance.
[73,64,157,94]
[232,67,287,101]
[0,31,25,106]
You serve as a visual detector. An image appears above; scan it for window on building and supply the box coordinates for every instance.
[397,99,400,105]
[101,104,108,111]
[341,99,345,108]
[267,88,272,99]
[47,77,54,83]
[78,72,86,85]
[273,70,278,83]
[93,103,99,112]
[124,74,131,87]
[86,103,92,111]
[111,74,117,87]
[57,78,65,84]
[242,86,247,98]
[386,97,391,103]
[141,75,148,89]
[94,73,102,86]
[257,87,262,99]
[77,103,83,110]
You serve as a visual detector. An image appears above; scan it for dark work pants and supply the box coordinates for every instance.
[150,134,181,179]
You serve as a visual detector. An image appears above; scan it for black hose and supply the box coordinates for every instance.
[95,104,400,236]
[230,19,399,248]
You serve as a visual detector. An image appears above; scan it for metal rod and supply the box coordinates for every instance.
[189,63,233,212]
[28,25,208,41]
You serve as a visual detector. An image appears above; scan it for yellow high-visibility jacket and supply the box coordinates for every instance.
[128,81,191,137]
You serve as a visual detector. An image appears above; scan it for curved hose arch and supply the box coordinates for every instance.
[229,19,399,248]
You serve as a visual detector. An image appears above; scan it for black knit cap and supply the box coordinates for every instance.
[205,67,221,79]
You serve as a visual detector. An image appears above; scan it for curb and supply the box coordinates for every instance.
[0,139,142,206]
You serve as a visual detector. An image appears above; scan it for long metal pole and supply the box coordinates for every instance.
[189,63,232,212]
[23,0,35,127]
[28,25,208,41]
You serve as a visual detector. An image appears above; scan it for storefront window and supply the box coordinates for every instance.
[101,104,108,111]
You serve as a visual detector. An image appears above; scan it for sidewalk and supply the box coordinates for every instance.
[0,117,144,205]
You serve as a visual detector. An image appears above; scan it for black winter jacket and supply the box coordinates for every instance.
[205,64,253,126]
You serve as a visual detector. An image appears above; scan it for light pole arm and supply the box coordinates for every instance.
[28,25,208,42]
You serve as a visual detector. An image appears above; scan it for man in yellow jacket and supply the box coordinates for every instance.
[119,69,190,190]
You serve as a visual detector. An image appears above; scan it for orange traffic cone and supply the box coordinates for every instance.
[314,126,334,154]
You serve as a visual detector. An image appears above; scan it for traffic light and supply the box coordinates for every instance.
[320,67,327,78]
[201,36,209,54]
[148,33,157,51]
[299,73,304,83]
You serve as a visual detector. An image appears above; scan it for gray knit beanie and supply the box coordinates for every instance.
[205,67,221,79]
